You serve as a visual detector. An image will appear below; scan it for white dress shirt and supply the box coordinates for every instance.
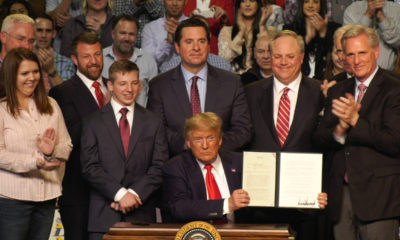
[77,70,107,107]
[273,73,302,128]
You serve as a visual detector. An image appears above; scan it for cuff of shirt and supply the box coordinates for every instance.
[114,187,128,202]
[223,198,230,215]
[128,188,140,199]
[333,132,346,145]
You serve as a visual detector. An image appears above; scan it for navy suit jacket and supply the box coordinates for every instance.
[80,103,168,232]
[147,64,252,157]
[245,76,324,152]
[162,150,246,222]
[49,74,104,206]
[314,68,400,222]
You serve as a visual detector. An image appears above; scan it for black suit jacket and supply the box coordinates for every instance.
[313,68,400,222]
[245,76,324,152]
[80,103,168,232]
[49,74,104,206]
[161,150,245,222]
[147,64,252,157]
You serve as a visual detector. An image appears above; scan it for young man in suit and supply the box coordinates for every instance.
[49,32,107,240]
[80,60,168,240]
[162,112,250,223]
[314,25,400,240]
[245,30,325,240]
[147,18,252,157]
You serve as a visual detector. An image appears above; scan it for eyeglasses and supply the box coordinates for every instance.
[3,32,35,45]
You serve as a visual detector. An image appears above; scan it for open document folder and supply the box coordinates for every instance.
[243,152,322,209]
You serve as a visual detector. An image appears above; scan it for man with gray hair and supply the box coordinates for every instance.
[314,25,400,239]
[0,14,35,66]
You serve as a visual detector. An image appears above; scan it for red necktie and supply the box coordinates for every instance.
[92,81,104,108]
[119,108,130,157]
[204,164,221,200]
[356,84,367,103]
[191,76,201,115]
[276,87,290,147]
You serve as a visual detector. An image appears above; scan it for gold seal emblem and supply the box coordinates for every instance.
[175,221,221,240]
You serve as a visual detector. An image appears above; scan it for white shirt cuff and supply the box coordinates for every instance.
[128,188,139,198]
[333,133,346,145]
[114,187,128,202]
[223,198,230,215]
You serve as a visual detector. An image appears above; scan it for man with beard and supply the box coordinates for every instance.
[102,14,157,107]
[48,32,107,240]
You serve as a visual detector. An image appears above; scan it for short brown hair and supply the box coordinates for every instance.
[184,112,223,140]
[108,59,139,83]
[71,32,101,57]
[0,47,52,117]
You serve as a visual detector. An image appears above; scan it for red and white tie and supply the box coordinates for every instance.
[276,87,290,147]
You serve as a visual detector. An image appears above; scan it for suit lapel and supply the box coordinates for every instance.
[260,78,280,145]
[72,76,99,111]
[127,103,145,159]
[220,153,238,194]
[204,64,219,112]
[285,77,309,145]
[186,152,208,199]
[171,66,192,118]
[101,104,126,159]
[357,68,383,115]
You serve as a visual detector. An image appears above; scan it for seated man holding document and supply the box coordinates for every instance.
[162,112,328,224]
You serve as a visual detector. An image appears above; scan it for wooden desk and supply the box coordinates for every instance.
[103,222,295,240]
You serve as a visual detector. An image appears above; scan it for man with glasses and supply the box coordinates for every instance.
[0,14,35,67]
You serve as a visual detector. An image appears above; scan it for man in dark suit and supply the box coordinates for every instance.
[314,25,400,239]
[162,112,250,223]
[80,60,168,240]
[49,32,108,240]
[245,30,325,240]
[147,18,252,157]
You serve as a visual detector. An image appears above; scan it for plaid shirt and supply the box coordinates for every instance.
[114,0,164,48]
[54,51,76,81]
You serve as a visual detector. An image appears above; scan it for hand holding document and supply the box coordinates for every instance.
[243,152,323,209]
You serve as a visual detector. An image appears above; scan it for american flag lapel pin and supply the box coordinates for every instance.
[231,168,236,173]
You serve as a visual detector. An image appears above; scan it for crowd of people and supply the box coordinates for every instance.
[0,0,400,240]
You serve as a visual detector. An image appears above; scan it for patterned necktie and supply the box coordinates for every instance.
[276,87,290,147]
[119,108,130,157]
[92,81,104,108]
[204,164,222,200]
[191,76,201,115]
[356,84,367,104]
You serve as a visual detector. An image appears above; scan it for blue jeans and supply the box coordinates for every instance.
[0,198,56,240]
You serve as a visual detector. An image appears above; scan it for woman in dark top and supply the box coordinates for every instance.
[283,0,340,80]
[60,0,114,57]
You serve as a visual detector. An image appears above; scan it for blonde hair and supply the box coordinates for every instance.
[81,0,114,15]
[1,14,34,32]
[184,112,223,140]
[333,24,355,44]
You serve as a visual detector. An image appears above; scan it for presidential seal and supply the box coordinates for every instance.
[175,221,221,240]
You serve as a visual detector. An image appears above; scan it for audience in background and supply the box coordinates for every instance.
[343,0,400,70]
[141,0,188,67]
[283,0,340,80]
[261,0,284,30]
[60,0,114,57]
[218,0,267,74]
[113,0,164,48]
[6,0,36,18]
